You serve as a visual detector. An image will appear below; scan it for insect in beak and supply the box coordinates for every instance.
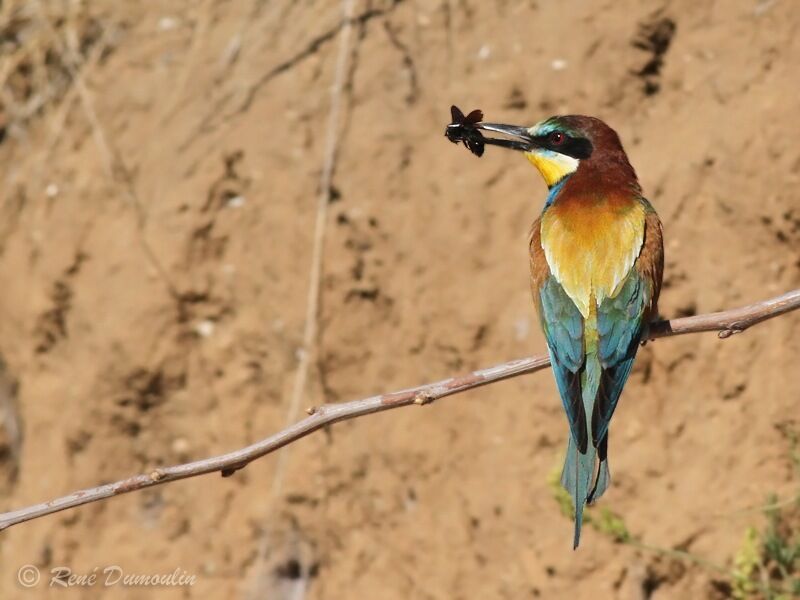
[445,105,486,156]
[445,105,534,157]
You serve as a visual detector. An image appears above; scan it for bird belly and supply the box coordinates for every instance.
[540,198,646,318]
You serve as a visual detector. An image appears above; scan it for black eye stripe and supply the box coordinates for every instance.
[534,134,593,159]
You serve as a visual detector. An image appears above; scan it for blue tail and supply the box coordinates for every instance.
[561,437,610,549]
[561,350,612,549]
[560,436,591,549]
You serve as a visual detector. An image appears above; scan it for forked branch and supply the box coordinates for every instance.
[0,289,798,532]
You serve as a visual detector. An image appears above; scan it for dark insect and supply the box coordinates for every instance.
[445,105,485,157]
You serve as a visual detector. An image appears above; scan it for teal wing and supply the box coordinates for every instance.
[538,277,587,453]
[592,270,653,445]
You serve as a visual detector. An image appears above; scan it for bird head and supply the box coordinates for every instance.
[477,116,638,191]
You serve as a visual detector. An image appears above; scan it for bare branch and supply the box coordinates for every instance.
[1,289,798,532]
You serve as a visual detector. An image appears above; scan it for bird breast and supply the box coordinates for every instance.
[539,196,646,318]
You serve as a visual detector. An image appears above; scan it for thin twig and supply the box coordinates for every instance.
[246,2,357,595]
[269,0,356,501]
[719,492,800,518]
[0,289,798,532]
[627,540,729,575]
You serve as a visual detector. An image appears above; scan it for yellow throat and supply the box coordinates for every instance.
[525,150,579,187]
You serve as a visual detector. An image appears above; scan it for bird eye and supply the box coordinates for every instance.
[548,131,565,146]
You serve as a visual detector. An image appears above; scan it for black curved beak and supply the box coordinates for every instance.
[475,123,535,152]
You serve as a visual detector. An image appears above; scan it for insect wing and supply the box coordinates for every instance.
[450,105,466,124]
[464,109,483,125]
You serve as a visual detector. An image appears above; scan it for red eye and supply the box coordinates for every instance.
[548,131,565,145]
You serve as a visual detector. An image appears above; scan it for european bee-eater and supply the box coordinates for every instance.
[446,110,664,548]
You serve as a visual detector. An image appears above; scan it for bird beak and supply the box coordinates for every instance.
[474,123,535,152]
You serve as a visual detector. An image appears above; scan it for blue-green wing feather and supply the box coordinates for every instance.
[593,271,652,444]
[539,277,587,453]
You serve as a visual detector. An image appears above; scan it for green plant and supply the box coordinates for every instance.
[732,526,760,599]
[719,422,800,599]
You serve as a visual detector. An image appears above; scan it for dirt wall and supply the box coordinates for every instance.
[0,1,799,598]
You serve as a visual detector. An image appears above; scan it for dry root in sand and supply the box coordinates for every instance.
[0,1,119,142]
